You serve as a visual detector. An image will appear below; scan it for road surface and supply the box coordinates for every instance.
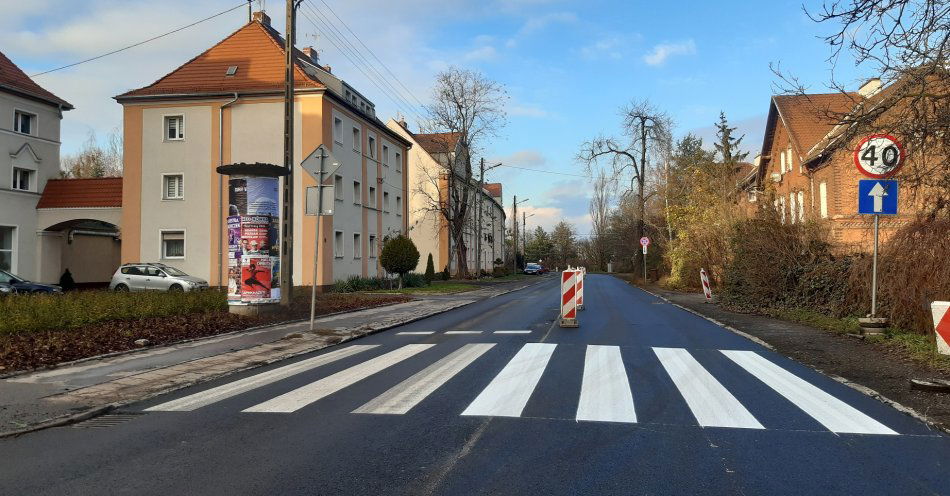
[2,274,948,495]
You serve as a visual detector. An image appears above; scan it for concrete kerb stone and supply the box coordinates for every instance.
[629,281,949,436]
[0,278,545,439]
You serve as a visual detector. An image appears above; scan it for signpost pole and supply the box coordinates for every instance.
[643,247,647,281]
[871,213,879,318]
[309,151,325,331]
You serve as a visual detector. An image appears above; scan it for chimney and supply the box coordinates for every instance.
[398,118,408,130]
[858,78,882,98]
[323,65,331,73]
[302,47,318,64]
[252,11,271,26]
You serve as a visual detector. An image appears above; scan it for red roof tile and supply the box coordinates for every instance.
[0,50,72,109]
[484,183,502,198]
[37,178,122,209]
[116,21,324,99]
[414,132,460,155]
[772,93,859,158]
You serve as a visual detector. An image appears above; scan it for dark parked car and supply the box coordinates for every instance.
[524,263,543,275]
[0,269,63,294]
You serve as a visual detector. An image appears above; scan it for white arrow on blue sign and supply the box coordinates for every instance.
[858,179,898,215]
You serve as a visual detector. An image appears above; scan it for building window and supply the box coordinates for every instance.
[368,136,376,158]
[779,197,786,224]
[334,231,344,258]
[789,192,796,224]
[382,145,389,166]
[368,186,376,208]
[333,117,343,143]
[383,191,390,212]
[395,151,401,173]
[0,226,14,271]
[779,151,786,174]
[161,230,185,259]
[797,191,805,222]
[12,168,32,191]
[165,115,184,140]
[13,110,35,135]
[352,127,361,152]
[353,181,361,205]
[396,196,402,216]
[819,182,828,218]
[163,174,184,200]
[353,233,361,259]
[334,175,344,201]
[369,235,377,258]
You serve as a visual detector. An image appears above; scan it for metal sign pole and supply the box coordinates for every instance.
[309,151,325,331]
[643,248,647,281]
[871,213,879,318]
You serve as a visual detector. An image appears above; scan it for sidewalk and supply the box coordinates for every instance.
[0,278,545,437]
[639,282,950,433]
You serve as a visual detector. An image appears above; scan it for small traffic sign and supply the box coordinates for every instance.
[301,144,341,180]
[854,134,904,178]
[642,245,647,255]
[640,237,650,247]
[858,179,898,215]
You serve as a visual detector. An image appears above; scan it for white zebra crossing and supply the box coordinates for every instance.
[145,341,899,435]
[243,344,434,413]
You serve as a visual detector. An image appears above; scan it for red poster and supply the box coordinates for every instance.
[241,256,272,302]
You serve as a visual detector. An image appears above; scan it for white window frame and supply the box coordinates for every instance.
[160,229,186,260]
[11,167,33,192]
[353,233,362,259]
[367,135,376,159]
[333,117,343,144]
[383,190,390,213]
[382,145,389,166]
[0,225,17,273]
[13,109,36,136]
[396,196,402,216]
[779,151,786,174]
[334,230,344,258]
[368,186,377,208]
[789,192,796,224]
[352,127,361,153]
[164,115,184,141]
[395,151,402,173]
[797,191,805,222]
[334,175,344,201]
[819,182,828,218]
[161,173,184,200]
[369,235,377,258]
[353,181,362,205]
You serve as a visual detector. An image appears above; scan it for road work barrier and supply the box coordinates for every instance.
[700,268,712,303]
[560,269,578,328]
[576,267,585,311]
[933,301,950,356]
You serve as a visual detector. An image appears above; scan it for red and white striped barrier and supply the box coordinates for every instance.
[933,301,950,356]
[699,268,713,302]
[560,269,579,328]
[576,267,585,311]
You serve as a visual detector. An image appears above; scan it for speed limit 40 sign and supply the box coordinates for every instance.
[854,134,904,178]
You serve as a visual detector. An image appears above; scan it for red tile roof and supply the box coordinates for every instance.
[414,132,460,155]
[116,21,324,99]
[772,93,859,159]
[0,50,72,109]
[37,178,123,209]
[484,183,502,198]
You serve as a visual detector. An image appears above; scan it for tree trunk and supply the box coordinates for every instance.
[398,274,403,289]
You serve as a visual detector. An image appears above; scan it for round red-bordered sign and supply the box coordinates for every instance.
[640,237,650,247]
[853,134,905,178]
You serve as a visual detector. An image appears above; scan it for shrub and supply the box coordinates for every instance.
[424,253,435,283]
[441,267,450,281]
[492,266,509,278]
[380,235,420,289]
[402,272,428,288]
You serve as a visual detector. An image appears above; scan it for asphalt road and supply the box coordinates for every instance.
[2,274,949,495]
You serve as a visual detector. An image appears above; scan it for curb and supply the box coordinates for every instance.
[623,279,949,436]
[0,279,545,439]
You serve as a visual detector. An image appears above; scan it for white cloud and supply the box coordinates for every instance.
[643,39,696,66]
[464,45,498,62]
[492,149,546,167]
[509,104,548,118]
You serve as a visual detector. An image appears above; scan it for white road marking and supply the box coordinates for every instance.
[445,331,483,335]
[576,345,637,423]
[654,347,764,429]
[397,331,435,335]
[354,343,496,415]
[722,350,897,435]
[493,330,532,334]
[243,344,434,413]
[145,345,378,412]
[461,343,556,417]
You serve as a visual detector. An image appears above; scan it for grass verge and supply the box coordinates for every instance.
[368,281,478,294]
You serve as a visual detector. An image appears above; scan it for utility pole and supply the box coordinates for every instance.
[280,0,301,307]
[511,196,529,274]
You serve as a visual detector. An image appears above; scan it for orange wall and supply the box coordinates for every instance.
[120,106,142,264]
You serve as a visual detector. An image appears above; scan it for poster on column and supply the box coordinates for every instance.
[227,258,242,302]
[270,256,281,300]
[241,255,272,303]
[227,216,241,259]
[240,215,271,255]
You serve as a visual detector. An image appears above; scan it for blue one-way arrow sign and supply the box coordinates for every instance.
[858,179,898,215]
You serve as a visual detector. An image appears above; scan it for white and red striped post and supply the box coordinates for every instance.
[699,268,713,303]
[576,267,585,310]
[560,269,579,328]
[933,301,950,356]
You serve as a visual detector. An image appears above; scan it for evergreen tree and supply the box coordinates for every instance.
[714,111,750,166]
[424,253,435,283]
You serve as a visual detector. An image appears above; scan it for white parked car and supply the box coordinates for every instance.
[109,263,209,292]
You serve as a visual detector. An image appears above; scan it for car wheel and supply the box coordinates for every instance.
[168,284,184,292]
[115,284,130,292]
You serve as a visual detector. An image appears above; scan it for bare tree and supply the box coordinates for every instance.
[578,100,671,273]
[588,170,614,271]
[420,67,508,277]
[61,128,123,178]
[773,0,950,218]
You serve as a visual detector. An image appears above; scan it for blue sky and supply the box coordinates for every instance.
[7,0,868,234]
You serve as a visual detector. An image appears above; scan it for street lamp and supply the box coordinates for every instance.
[512,196,529,274]
[523,211,535,262]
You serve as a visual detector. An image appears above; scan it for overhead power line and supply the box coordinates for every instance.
[30,2,247,78]
[497,164,591,178]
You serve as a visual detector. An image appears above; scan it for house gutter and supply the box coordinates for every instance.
[218,93,239,288]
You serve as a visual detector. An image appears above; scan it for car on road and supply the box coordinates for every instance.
[109,263,210,292]
[0,268,63,294]
[524,263,543,275]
